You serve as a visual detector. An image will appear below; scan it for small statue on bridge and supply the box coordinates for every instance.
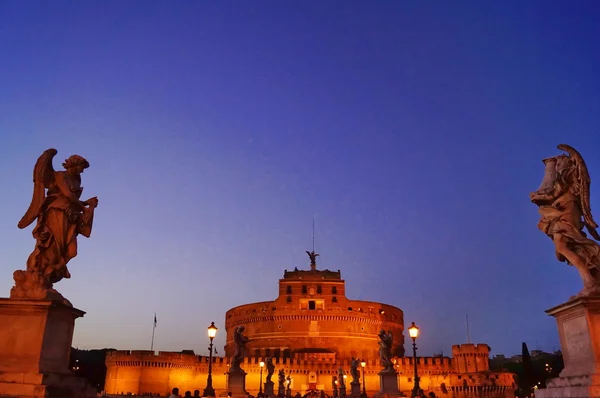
[266,357,275,383]
[378,329,394,372]
[230,326,249,372]
[350,357,360,383]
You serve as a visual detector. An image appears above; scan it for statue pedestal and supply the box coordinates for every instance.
[375,370,402,398]
[536,297,600,398]
[0,298,96,398]
[227,369,247,397]
[264,381,275,397]
[350,381,361,397]
[278,383,285,397]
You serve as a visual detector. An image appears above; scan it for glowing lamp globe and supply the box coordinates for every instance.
[260,361,265,368]
[207,322,218,339]
[408,322,419,339]
[360,361,366,368]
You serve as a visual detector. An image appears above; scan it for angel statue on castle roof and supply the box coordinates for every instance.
[11,148,99,305]
[531,144,600,298]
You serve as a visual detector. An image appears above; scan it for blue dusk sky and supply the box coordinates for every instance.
[1,1,600,357]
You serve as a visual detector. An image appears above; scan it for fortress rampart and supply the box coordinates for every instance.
[105,347,515,397]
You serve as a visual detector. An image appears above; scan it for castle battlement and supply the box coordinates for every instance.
[105,349,515,396]
[452,343,491,353]
[107,350,457,370]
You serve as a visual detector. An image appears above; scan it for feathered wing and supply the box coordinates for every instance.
[17,148,57,229]
[557,144,600,240]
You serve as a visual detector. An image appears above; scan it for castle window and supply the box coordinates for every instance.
[332,286,337,294]
[332,297,337,303]
[309,301,316,310]
[348,307,352,311]
[302,285,307,294]
[317,285,322,294]
[286,285,292,294]
[287,296,292,303]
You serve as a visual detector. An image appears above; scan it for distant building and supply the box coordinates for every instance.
[105,259,515,396]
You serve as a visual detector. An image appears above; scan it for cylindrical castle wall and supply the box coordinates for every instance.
[225,301,404,360]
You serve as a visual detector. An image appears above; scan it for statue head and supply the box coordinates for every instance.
[62,155,89,172]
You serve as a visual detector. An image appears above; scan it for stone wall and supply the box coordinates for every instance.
[451,344,491,373]
[104,351,515,397]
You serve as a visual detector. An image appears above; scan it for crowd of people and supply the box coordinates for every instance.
[106,387,438,398]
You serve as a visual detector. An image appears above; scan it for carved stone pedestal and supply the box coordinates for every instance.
[350,381,361,397]
[339,383,346,398]
[277,382,285,397]
[0,298,95,398]
[264,381,275,397]
[375,370,402,398]
[535,297,600,398]
[227,369,247,397]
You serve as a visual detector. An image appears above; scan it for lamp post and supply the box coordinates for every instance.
[259,360,265,395]
[203,322,218,397]
[360,360,366,396]
[408,322,420,398]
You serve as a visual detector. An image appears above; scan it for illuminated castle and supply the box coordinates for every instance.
[105,255,515,396]
[224,256,404,362]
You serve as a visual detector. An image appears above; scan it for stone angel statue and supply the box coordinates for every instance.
[531,144,600,297]
[11,149,99,304]
[306,250,319,268]
[278,369,286,387]
[378,329,394,372]
[231,326,249,372]
[337,367,346,389]
[266,357,275,383]
[350,357,361,384]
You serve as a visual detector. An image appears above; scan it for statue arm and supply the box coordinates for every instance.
[54,173,86,210]
[531,179,565,203]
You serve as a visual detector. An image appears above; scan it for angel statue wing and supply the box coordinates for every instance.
[17,148,57,229]
[557,144,600,240]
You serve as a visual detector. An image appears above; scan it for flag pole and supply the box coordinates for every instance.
[466,314,471,344]
[151,313,157,352]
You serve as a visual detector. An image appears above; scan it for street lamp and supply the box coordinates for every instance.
[203,322,218,397]
[408,322,420,398]
[360,360,366,396]
[259,360,265,395]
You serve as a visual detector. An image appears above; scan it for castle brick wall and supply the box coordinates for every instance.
[451,344,491,373]
[105,350,515,397]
